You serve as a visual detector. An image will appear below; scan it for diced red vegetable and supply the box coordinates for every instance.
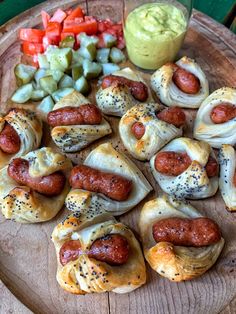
[46,21,62,38]
[19,29,45,43]
[50,9,67,23]
[41,10,50,29]
[117,37,125,49]
[65,6,84,21]
[22,41,44,56]
[97,33,105,48]
[63,18,97,35]
[43,35,60,49]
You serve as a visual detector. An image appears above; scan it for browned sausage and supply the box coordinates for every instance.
[59,234,129,266]
[101,75,148,102]
[155,151,192,176]
[152,217,221,247]
[69,165,132,201]
[172,68,200,94]
[156,107,186,128]
[0,122,21,154]
[8,158,65,196]
[47,104,102,127]
[210,103,236,124]
[205,156,218,177]
[131,122,145,139]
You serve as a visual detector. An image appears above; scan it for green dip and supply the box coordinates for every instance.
[124,3,188,70]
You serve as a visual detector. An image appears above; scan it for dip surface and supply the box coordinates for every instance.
[124,3,188,70]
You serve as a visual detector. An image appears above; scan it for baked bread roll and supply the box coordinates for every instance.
[52,211,146,294]
[150,137,219,199]
[119,102,185,160]
[194,87,236,148]
[48,91,112,153]
[96,67,153,117]
[151,56,209,108]
[219,144,236,211]
[0,147,72,223]
[0,108,42,169]
[66,142,152,215]
[139,194,224,282]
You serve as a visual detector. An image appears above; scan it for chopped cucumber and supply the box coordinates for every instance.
[59,36,75,49]
[47,69,64,82]
[78,43,96,61]
[52,88,75,102]
[103,33,117,48]
[110,47,126,64]
[11,83,33,103]
[39,76,57,94]
[38,95,55,117]
[102,63,120,75]
[83,60,102,79]
[59,74,74,89]
[74,76,90,94]
[38,54,50,69]
[77,32,99,47]
[72,49,84,65]
[71,64,83,81]
[31,89,48,101]
[48,47,72,72]
[14,64,37,86]
[96,48,110,64]
[34,68,48,85]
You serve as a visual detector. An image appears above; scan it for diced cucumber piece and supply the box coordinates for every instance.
[96,48,110,64]
[34,68,48,85]
[78,43,96,61]
[59,36,75,49]
[14,64,37,86]
[38,54,50,69]
[102,63,120,75]
[72,49,84,65]
[71,64,83,81]
[77,32,99,47]
[38,95,55,117]
[39,76,57,94]
[83,60,102,79]
[74,76,90,94]
[48,47,72,72]
[103,33,117,48]
[47,69,64,82]
[31,89,48,101]
[52,88,75,102]
[110,47,126,64]
[58,74,74,89]
[11,83,33,103]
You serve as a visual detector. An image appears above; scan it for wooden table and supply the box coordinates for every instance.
[0,1,236,314]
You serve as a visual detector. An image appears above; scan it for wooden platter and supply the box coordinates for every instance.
[0,1,236,313]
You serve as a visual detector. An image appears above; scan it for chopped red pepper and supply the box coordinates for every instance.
[22,41,44,56]
[50,8,67,23]
[41,10,50,29]
[65,6,84,21]
[63,18,97,35]
[19,29,45,43]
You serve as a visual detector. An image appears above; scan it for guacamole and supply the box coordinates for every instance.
[124,3,188,70]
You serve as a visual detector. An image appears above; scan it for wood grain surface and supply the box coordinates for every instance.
[0,1,236,314]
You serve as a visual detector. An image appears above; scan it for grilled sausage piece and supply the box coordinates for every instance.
[210,103,236,124]
[59,234,129,266]
[8,158,66,196]
[155,152,192,176]
[0,122,21,154]
[69,165,132,201]
[47,104,103,127]
[156,107,186,128]
[172,67,200,94]
[101,75,148,102]
[152,217,221,247]
[131,122,145,139]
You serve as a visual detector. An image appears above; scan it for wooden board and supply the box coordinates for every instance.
[0,1,236,313]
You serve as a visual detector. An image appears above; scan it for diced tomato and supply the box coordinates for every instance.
[117,36,125,49]
[61,32,75,41]
[63,18,98,35]
[50,8,67,23]
[19,29,45,43]
[22,41,44,56]
[97,33,105,48]
[98,21,107,33]
[111,23,123,36]
[46,21,62,39]
[65,6,84,21]
[43,36,60,49]
[41,10,50,29]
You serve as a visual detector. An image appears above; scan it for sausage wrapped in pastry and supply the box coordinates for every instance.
[151,56,209,108]
[52,211,146,294]
[48,91,112,153]
[0,108,42,169]
[139,194,224,282]
[119,102,185,160]
[150,137,219,199]
[66,142,152,215]
[96,67,153,117]
[219,144,236,211]
[194,87,236,148]
[0,147,72,223]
